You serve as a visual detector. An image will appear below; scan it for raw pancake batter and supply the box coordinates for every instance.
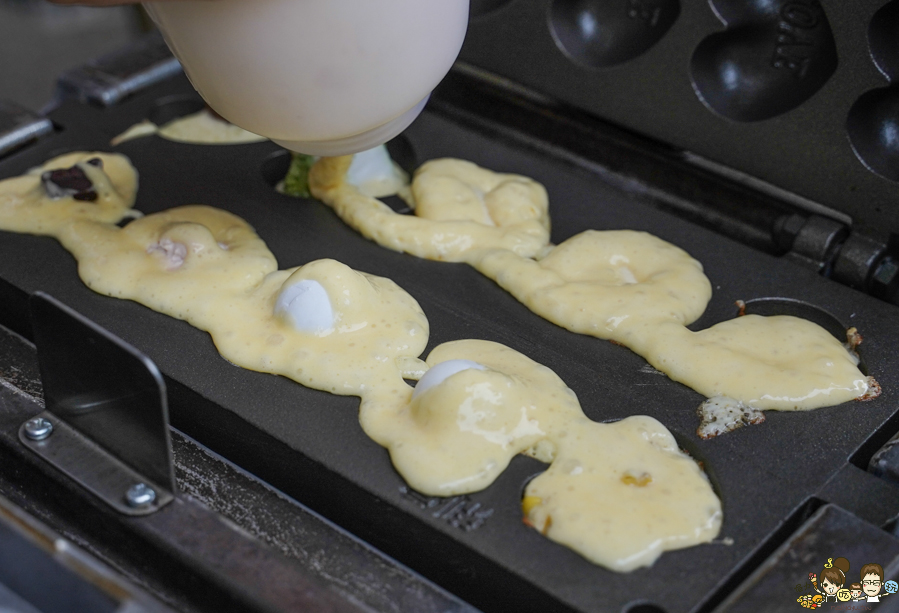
[310,156,551,261]
[207,258,429,396]
[361,340,722,571]
[59,206,427,396]
[0,152,139,236]
[472,234,872,412]
[111,109,266,146]
[473,229,713,340]
[522,414,722,571]
[58,205,278,325]
[640,316,870,411]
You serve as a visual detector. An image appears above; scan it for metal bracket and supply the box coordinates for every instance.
[0,100,53,159]
[21,293,176,516]
[54,31,182,107]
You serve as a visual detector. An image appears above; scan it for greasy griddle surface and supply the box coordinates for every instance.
[1,76,897,612]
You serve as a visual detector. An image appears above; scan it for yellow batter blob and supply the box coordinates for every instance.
[642,317,869,411]
[57,205,277,325]
[309,156,551,261]
[207,258,429,396]
[361,340,583,495]
[473,230,713,343]
[361,339,721,570]
[0,152,138,236]
[111,109,266,146]
[523,415,722,572]
[473,232,871,412]
[59,206,427,396]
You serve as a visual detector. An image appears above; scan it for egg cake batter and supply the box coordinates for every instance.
[58,205,278,326]
[310,156,551,261]
[111,109,266,146]
[0,152,139,236]
[472,232,872,412]
[361,340,722,571]
[59,205,428,397]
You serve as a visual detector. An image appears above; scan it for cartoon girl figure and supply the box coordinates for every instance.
[810,557,850,603]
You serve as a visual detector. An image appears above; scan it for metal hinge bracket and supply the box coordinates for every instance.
[20,293,176,516]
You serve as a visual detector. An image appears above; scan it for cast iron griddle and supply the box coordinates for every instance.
[1,72,899,612]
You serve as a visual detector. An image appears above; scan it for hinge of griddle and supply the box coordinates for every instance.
[0,100,53,159]
[53,31,182,108]
[20,293,176,516]
[778,214,848,275]
[779,214,899,304]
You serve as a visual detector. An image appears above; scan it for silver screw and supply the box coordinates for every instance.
[23,417,53,441]
[125,483,156,508]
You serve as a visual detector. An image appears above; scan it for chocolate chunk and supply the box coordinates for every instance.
[41,163,98,202]
[72,190,99,202]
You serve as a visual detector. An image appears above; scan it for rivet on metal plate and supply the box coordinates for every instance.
[22,417,53,441]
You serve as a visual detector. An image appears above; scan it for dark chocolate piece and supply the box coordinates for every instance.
[41,163,98,202]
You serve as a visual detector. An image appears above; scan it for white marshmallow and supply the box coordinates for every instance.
[412,359,486,399]
[274,279,334,334]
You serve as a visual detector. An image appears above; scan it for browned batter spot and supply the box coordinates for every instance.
[858,377,882,402]
[621,472,652,486]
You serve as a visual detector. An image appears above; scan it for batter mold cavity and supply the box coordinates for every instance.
[740,297,869,374]
[690,0,837,122]
[738,297,846,340]
[548,0,680,68]
[847,0,899,182]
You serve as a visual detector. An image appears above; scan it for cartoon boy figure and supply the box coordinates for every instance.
[861,563,888,602]
[850,583,864,601]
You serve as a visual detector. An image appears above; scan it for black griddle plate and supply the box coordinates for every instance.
[1,74,899,613]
